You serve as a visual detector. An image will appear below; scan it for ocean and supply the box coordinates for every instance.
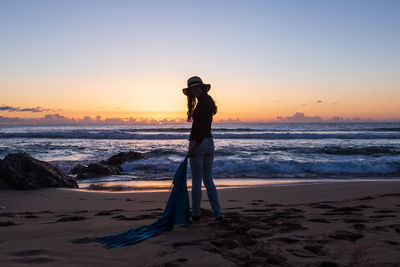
[1,122,400,191]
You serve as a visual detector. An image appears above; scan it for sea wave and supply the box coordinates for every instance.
[1,131,400,140]
[278,146,400,156]
[119,157,400,178]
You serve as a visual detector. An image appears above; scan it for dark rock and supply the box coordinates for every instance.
[70,150,144,179]
[0,176,10,189]
[0,153,78,190]
[74,163,121,179]
[102,151,145,165]
[69,164,88,175]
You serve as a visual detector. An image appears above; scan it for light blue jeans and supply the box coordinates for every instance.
[189,137,222,218]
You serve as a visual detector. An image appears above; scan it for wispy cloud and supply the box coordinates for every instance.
[0,105,59,113]
[0,106,19,112]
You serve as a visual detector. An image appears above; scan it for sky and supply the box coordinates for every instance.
[0,0,399,123]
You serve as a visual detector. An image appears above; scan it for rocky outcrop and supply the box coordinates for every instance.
[70,151,145,179]
[0,153,78,190]
[101,151,144,165]
[70,163,121,179]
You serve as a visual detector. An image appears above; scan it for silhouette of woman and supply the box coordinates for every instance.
[182,76,222,222]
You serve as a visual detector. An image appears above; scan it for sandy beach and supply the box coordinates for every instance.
[0,181,399,266]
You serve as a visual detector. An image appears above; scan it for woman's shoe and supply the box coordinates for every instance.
[191,215,200,222]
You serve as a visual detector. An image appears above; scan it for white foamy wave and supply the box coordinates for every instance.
[119,157,400,178]
[212,158,400,177]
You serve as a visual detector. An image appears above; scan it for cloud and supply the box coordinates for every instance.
[328,116,344,122]
[0,105,58,113]
[0,114,189,125]
[277,112,322,122]
[216,118,241,123]
[314,100,322,104]
[0,106,19,112]
[276,113,387,123]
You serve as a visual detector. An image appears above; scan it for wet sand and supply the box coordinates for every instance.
[1,181,400,266]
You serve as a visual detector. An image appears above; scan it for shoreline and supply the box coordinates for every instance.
[1,181,400,266]
[76,177,400,193]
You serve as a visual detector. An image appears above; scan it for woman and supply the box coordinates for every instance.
[182,76,222,222]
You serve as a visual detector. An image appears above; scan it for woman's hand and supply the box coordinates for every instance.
[188,143,199,157]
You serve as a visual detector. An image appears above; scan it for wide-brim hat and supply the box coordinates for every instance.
[182,76,211,96]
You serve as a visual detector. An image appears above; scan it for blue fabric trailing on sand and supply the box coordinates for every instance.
[97,157,191,248]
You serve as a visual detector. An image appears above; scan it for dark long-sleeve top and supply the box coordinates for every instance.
[188,94,213,145]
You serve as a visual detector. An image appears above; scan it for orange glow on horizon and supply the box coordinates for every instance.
[1,75,399,122]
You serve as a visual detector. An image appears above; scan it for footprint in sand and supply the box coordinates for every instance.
[373,209,396,213]
[308,218,331,223]
[353,223,365,230]
[264,203,283,207]
[224,207,244,210]
[318,261,340,267]
[70,237,97,244]
[111,214,157,221]
[56,216,86,222]
[370,214,397,218]
[343,218,368,223]
[269,237,300,244]
[329,230,363,241]
[373,226,389,231]
[73,210,88,213]
[24,214,40,218]
[287,248,316,258]
[303,245,327,256]
[379,193,400,197]
[311,204,337,209]
[12,249,56,264]
[164,258,188,267]
[0,221,16,226]
[383,240,400,246]
[95,211,114,216]
[0,212,15,218]
[13,249,46,257]
[243,208,276,212]
[358,196,375,200]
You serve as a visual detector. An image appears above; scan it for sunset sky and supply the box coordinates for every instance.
[1,0,399,122]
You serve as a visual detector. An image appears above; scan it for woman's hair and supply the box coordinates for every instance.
[187,91,217,122]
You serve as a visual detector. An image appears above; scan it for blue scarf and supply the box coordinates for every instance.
[97,157,191,248]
